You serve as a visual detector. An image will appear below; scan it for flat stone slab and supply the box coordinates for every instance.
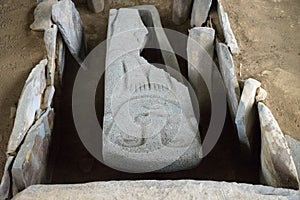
[7,59,47,155]
[191,0,212,27]
[286,135,300,183]
[217,0,239,54]
[216,42,240,120]
[52,0,87,63]
[87,0,104,13]
[258,102,299,189]
[103,8,201,173]
[30,0,57,31]
[13,180,300,200]
[172,0,193,25]
[12,108,54,194]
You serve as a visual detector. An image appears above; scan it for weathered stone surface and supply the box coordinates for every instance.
[7,59,47,155]
[87,0,104,13]
[30,0,57,31]
[187,27,215,119]
[258,102,299,189]
[235,78,261,157]
[41,86,55,110]
[104,8,201,173]
[0,156,14,200]
[57,34,66,85]
[52,0,87,63]
[285,135,300,186]
[256,87,268,103]
[216,42,240,120]
[132,5,181,74]
[191,0,212,27]
[12,108,54,195]
[217,0,239,54]
[44,25,58,85]
[172,0,193,25]
[14,180,300,200]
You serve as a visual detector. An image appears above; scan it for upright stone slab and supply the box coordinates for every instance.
[258,102,299,189]
[44,25,58,85]
[13,180,300,200]
[216,42,240,120]
[217,0,239,54]
[12,108,54,195]
[235,78,260,158]
[52,0,87,63]
[103,8,201,173]
[87,0,104,13]
[132,5,181,75]
[41,86,55,110]
[191,0,212,27]
[7,59,47,155]
[30,0,58,31]
[172,0,193,25]
[57,34,66,85]
[0,156,14,199]
[187,27,215,121]
[286,135,300,182]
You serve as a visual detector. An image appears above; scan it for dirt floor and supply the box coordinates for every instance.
[0,0,299,180]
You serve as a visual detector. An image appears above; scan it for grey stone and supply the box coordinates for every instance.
[216,42,240,120]
[191,0,212,27]
[235,78,261,157]
[132,5,181,75]
[44,25,58,85]
[256,87,268,103]
[103,8,201,173]
[7,59,47,155]
[41,86,55,110]
[12,108,54,195]
[187,27,215,118]
[0,156,14,200]
[57,34,66,85]
[217,0,239,54]
[30,0,57,31]
[172,0,193,25]
[13,180,300,200]
[286,135,300,186]
[52,0,87,63]
[258,102,299,189]
[87,0,104,13]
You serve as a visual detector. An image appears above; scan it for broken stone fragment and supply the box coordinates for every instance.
[41,86,55,110]
[12,108,54,195]
[30,0,58,31]
[13,180,300,199]
[44,25,58,85]
[217,0,239,54]
[255,87,268,103]
[235,78,261,158]
[7,59,47,155]
[172,0,193,25]
[187,27,215,121]
[191,0,212,27]
[52,0,87,63]
[0,156,14,200]
[285,135,300,186]
[57,34,66,85]
[103,8,201,173]
[87,0,104,13]
[258,102,299,189]
[216,42,240,120]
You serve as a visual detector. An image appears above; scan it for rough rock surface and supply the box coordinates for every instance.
[7,59,47,155]
[217,0,239,54]
[12,108,54,195]
[286,135,300,183]
[235,78,261,157]
[30,0,57,31]
[13,180,300,200]
[256,87,268,103]
[103,8,201,173]
[41,86,55,110]
[172,0,193,25]
[57,34,66,84]
[0,156,14,200]
[191,0,212,27]
[258,102,299,189]
[216,42,240,120]
[44,25,58,85]
[87,0,104,13]
[52,0,87,63]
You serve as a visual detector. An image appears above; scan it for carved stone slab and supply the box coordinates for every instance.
[103,8,201,173]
